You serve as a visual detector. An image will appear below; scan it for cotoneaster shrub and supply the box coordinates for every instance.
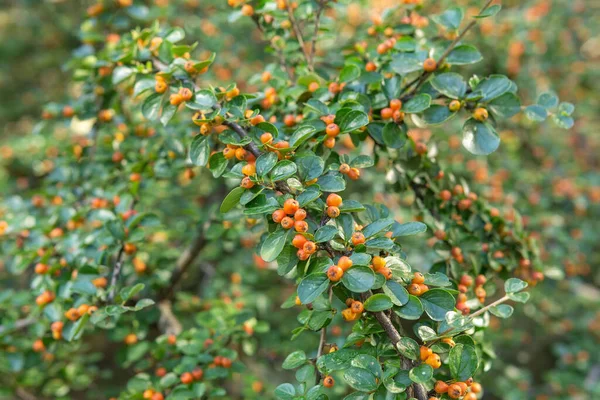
[0,1,581,399]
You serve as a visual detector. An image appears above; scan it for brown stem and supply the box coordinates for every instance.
[286,2,312,69]
[107,199,138,302]
[0,317,35,335]
[308,0,326,68]
[400,0,494,99]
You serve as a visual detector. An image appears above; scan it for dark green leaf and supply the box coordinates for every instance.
[462,118,500,155]
[364,294,393,312]
[449,344,478,381]
[298,273,329,304]
[342,266,375,293]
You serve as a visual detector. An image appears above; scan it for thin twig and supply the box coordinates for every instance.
[286,2,312,69]
[0,317,35,336]
[315,286,334,384]
[400,0,494,99]
[308,0,326,68]
[107,199,138,302]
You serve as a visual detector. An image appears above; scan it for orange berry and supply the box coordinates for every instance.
[325,123,340,137]
[473,107,488,122]
[35,263,49,274]
[250,115,265,126]
[434,381,449,394]
[365,61,377,72]
[460,275,473,287]
[423,58,437,72]
[449,100,461,112]
[292,234,308,249]
[241,163,256,176]
[339,163,351,174]
[181,372,194,385]
[294,220,309,232]
[283,199,300,215]
[351,301,364,313]
[372,256,386,271]
[338,256,353,271]
[260,132,273,144]
[351,231,365,245]
[408,283,422,296]
[412,272,425,284]
[241,176,255,189]
[381,107,393,119]
[447,384,462,399]
[420,346,432,361]
[475,274,487,286]
[348,168,361,180]
[321,114,335,125]
[303,241,317,254]
[241,4,254,16]
[192,368,204,380]
[281,217,294,229]
[326,193,343,207]
[323,375,335,388]
[169,93,183,106]
[308,82,320,92]
[327,265,344,281]
[378,267,392,280]
[425,353,442,369]
[326,206,340,218]
[471,382,482,393]
[272,209,286,223]
[284,114,296,127]
[390,99,402,110]
[324,137,335,148]
[294,209,307,221]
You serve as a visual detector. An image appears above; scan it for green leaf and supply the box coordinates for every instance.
[392,222,427,237]
[462,118,500,155]
[133,78,155,97]
[185,90,216,110]
[418,105,456,125]
[274,383,296,400]
[409,364,433,384]
[343,367,378,392]
[420,289,455,321]
[317,174,346,192]
[297,187,321,206]
[282,350,307,369]
[431,73,467,99]
[271,160,297,181]
[447,45,482,65]
[397,337,420,361]
[489,304,513,318]
[504,278,528,293]
[256,152,278,177]
[160,103,177,126]
[260,229,289,262]
[289,125,318,148]
[298,273,329,304]
[424,272,451,287]
[133,298,154,310]
[339,110,369,133]
[220,187,245,213]
[402,94,431,113]
[340,65,361,83]
[350,155,374,168]
[296,155,325,181]
[383,281,409,306]
[390,52,423,75]
[363,218,394,238]
[142,93,163,120]
[62,313,90,342]
[449,344,478,381]
[382,122,408,149]
[537,91,559,109]
[507,291,530,303]
[189,135,210,166]
[342,266,375,293]
[474,75,513,102]
[524,105,547,122]
[558,102,575,116]
[112,66,135,85]
[488,92,521,119]
[208,152,228,178]
[364,294,393,312]
[314,225,338,243]
[432,7,464,30]
[552,114,574,129]
[339,200,366,213]
[317,348,360,371]
[119,283,145,302]
[394,295,423,320]
[475,4,501,18]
